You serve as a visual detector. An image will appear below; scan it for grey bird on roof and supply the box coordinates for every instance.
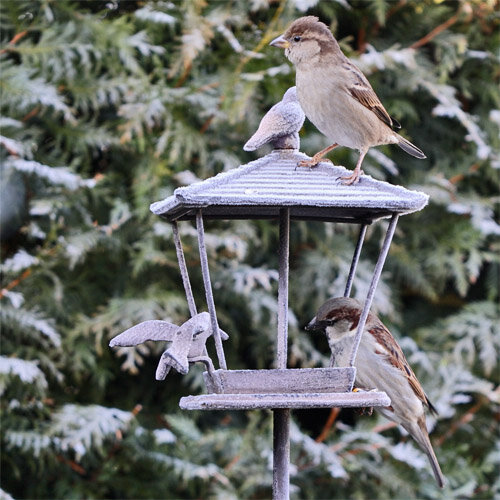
[244,86,305,152]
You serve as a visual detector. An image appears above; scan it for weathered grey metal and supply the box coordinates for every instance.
[203,367,356,395]
[243,86,305,152]
[344,224,368,299]
[150,150,429,223]
[277,209,290,370]
[109,312,229,379]
[348,214,400,368]
[196,211,227,370]
[179,390,391,411]
[172,221,211,360]
[275,209,291,500]
[172,221,197,318]
[143,143,429,500]
[273,409,290,500]
[110,320,179,346]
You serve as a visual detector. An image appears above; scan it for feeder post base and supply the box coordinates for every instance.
[273,408,290,500]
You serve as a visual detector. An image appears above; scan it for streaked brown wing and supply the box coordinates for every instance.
[349,83,396,129]
[370,322,431,408]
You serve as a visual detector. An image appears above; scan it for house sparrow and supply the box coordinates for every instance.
[270,16,426,185]
[244,86,305,151]
[306,297,445,487]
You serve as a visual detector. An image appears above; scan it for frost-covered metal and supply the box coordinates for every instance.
[150,150,428,223]
[243,86,305,151]
[112,94,429,498]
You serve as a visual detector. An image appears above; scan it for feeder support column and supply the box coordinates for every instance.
[349,214,399,367]
[196,211,227,370]
[172,221,198,317]
[344,224,368,298]
[273,208,291,500]
[277,208,290,370]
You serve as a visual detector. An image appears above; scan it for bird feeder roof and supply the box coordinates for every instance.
[151,150,429,223]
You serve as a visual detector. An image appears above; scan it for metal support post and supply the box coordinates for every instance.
[172,221,198,317]
[196,211,227,370]
[273,408,290,500]
[273,208,290,500]
[330,223,369,367]
[344,224,368,298]
[349,214,399,367]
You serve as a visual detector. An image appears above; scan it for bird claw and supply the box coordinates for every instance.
[337,169,364,185]
[296,157,332,170]
[296,159,318,170]
[356,406,374,416]
[352,388,374,415]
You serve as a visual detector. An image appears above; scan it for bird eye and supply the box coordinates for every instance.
[293,36,301,42]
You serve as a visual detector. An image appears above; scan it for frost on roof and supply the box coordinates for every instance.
[150,150,429,223]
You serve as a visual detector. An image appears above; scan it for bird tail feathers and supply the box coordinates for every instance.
[405,419,445,488]
[397,135,426,159]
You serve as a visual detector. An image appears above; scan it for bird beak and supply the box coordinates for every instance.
[305,316,320,332]
[270,35,290,49]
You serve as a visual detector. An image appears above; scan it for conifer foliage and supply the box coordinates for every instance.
[1,1,499,498]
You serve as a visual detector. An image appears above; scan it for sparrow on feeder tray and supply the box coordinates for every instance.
[270,16,426,185]
[306,297,445,488]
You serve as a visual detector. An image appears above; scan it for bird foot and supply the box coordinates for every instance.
[356,406,374,416]
[352,388,374,415]
[297,156,332,170]
[338,169,364,185]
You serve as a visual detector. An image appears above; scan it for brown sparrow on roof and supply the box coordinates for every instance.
[306,297,445,487]
[271,16,426,185]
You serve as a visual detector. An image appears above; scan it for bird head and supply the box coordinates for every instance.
[270,16,340,66]
[306,297,363,341]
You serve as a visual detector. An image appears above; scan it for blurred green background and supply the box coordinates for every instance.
[1,1,499,498]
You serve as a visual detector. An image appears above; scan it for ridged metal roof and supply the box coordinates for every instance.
[150,150,429,223]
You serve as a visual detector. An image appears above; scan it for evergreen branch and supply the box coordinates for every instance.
[434,398,484,447]
[448,162,482,185]
[410,3,470,49]
[0,30,27,53]
[234,0,287,76]
[55,454,87,475]
[372,421,398,433]
[21,105,40,122]
[315,408,340,443]
[0,356,47,387]
[0,269,32,298]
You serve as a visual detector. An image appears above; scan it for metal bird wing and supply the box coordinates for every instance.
[109,320,180,346]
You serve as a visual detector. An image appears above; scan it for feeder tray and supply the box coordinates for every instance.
[204,367,356,394]
[180,366,391,410]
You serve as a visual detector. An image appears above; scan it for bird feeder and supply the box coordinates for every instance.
[111,143,428,498]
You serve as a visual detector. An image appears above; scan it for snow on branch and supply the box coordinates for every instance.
[0,356,47,388]
[5,158,96,191]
